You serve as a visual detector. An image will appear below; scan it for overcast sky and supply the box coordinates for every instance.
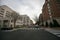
[0,0,45,23]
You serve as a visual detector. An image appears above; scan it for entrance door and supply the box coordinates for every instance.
[3,20,9,28]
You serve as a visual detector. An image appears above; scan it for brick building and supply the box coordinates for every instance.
[39,14,43,25]
[39,0,60,26]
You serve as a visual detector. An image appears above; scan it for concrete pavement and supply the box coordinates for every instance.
[44,28,60,37]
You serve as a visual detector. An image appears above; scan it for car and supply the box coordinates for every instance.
[1,27,13,30]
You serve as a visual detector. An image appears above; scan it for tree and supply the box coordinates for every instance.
[33,15,40,25]
[11,12,20,27]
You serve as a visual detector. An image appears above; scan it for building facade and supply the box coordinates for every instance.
[16,15,33,28]
[39,0,60,27]
[0,5,14,28]
[0,5,33,28]
[39,14,43,26]
[21,15,33,26]
[0,5,20,28]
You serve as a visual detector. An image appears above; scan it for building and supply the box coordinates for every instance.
[15,15,33,28]
[0,5,13,28]
[39,0,60,27]
[0,5,33,28]
[15,15,23,27]
[39,13,43,25]
[21,15,33,26]
[0,5,19,28]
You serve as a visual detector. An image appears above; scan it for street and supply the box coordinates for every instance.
[0,28,60,40]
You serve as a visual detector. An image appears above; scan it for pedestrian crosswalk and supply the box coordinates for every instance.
[45,29,60,37]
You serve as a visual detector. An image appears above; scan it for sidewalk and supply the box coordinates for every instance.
[1,28,41,32]
[1,28,18,32]
[42,27,60,37]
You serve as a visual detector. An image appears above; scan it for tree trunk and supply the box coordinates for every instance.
[14,20,16,28]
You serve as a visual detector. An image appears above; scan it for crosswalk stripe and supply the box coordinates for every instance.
[45,29,60,37]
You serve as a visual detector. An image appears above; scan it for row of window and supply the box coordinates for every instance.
[47,3,52,15]
[6,11,11,18]
[0,8,4,18]
[0,8,12,18]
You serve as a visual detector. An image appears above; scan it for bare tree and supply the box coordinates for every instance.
[33,15,40,25]
[11,11,20,27]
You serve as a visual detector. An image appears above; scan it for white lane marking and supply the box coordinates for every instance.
[45,29,60,37]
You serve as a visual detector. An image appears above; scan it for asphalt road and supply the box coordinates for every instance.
[0,28,60,40]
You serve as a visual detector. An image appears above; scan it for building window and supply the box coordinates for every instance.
[1,11,4,13]
[47,3,50,7]
[50,16,52,19]
[48,9,50,12]
[0,8,4,13]
[48,7,51,15]
[0,14,3,17]
[47,3,52,15]
[49,12,51,15]
[48,0,50,2]
[6,11,11,17]
[1,8,4,10]
[47,3,51,11]
[0,13,3,15]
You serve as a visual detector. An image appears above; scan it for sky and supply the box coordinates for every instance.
[0,0,45,23]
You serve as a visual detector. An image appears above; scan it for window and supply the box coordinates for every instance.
[0,8,4,13]
[47,3,49,7]
[0,13,3,15]
[1,11,4,13]
[48,9,50,12]
[49,12,51,15]
[6,11,11,18]
[47,3,50,9]
[48,7,51,15]
[50,16,52,19]
[48,6,50,9]
[6,11,10,14]
[11,20,13,22]
[48,0,50,2]
[1,8,4,10]
[0,14,3,17]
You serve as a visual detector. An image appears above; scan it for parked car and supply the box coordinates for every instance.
[1,27,13,30]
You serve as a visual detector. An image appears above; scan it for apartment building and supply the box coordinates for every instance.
[39,14,43,25]
[0,5,13,28]
[0,5,19,28]
[0,5,33,28]
[39,0,60,26]
[15,15,33,28]
[15,15,23,27]
[21,15,33,26]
